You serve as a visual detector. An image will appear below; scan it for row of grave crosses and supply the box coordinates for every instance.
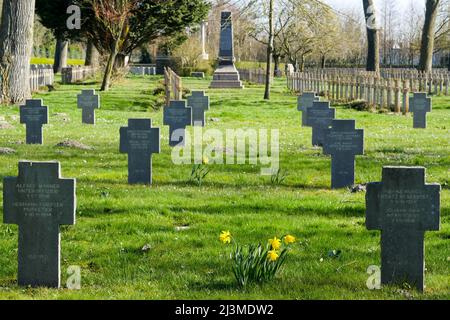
[2,90,212,287]
[297,92,441,291]
[18,90,210,146]
[18,90,100,145]
[3,88,441,291]
[297,92,364,189]
[297,91,433,188]
[1,89,440,292]
[120,91,210,185]
[2,163,441,291]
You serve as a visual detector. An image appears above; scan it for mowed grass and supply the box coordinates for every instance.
[0,75,449,300]
[30,57,86,66]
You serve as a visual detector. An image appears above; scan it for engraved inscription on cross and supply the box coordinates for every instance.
[120,119,161,185]
[323,120,364,189]
[409,92,431,129]
[3,161,76,288]
[20,99,48,144]
[187,91,210,127]
[366,166,441,291]
[306,101,336,147]
[163,100,192,147]
[77,89,100,125]
[297,92,319,127]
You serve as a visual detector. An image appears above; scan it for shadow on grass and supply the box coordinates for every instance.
[78,201,364,219]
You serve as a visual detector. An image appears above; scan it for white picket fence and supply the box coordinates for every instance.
[129,65,157,76]
[61,66,98,84]
[287,68,450,113]
[29,65,54,92]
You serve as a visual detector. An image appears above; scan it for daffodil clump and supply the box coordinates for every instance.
[219,231,296,287]
[189,156,211,186]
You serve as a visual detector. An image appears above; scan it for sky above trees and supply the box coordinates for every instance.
[324,0,425,12]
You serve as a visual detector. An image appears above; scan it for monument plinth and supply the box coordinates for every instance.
[210,12,244,89]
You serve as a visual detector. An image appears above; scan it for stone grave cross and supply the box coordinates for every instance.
[187,91,210,127]
[366,166,441,291]
[297,92,319,127]
[163,100,192,147]
[323,120,364,189]
[20,99,48,144]
[3,161,76,288]
[77,89,100,124]
[120,119,161,185]
[305,101,336,146]
[409,92,432,129]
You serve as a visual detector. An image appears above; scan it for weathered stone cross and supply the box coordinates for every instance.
[323,120,364,189]
[409,92,432,129]
[120,119,161,185]
[187,91,210,127]
[20,99,48,144]
[77,89,100,124]
[3,161,76,288]
[297,92,319,127]
[366,166,441,291]
[163,100,192,147]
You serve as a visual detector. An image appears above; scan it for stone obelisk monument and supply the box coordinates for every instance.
[210,12,244,89]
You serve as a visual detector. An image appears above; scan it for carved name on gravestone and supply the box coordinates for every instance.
[77,89,100,124]
[306,101,336,146]
[120,119,160,185]
[20,99,48,144]
[323,120,364,189]
[409,92,431,129]
[297,92,319,127]
[3,161,76,288]
[163,100,192,147]
[366,167,441,291]
[187,91,210,127]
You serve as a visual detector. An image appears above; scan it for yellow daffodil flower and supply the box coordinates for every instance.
[202,156,209,165]
[268,237,281,250]
[219,231,231,244]
[267,250,279,262]
[284,235,296,244]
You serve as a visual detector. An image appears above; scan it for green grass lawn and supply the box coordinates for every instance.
[0,75,449,300]
[31,57,86,66]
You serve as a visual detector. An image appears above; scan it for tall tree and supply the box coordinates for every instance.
[93,0,137,91]
[419,0,441,72]
[363,0,380,73]
[264,0,274,100]
[0,0,3,26]
[0,0,36,104]
[35,0,77,73]
[75,0,209,90]
[54,39,69,73]
[85,39,100,67]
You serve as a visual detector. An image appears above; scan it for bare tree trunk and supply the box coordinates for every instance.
[321,55,326,69]
[0,0,3,26]
[53,38,69,73]
[299,55,305,72]
[363,0,380,73]
[0,0,35,104]
[85,39,99,67]
[418,0,441,72]
[264,0,274,100]
[273,53,280,77]
[114,53,128,69]
[101,38,120,91]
